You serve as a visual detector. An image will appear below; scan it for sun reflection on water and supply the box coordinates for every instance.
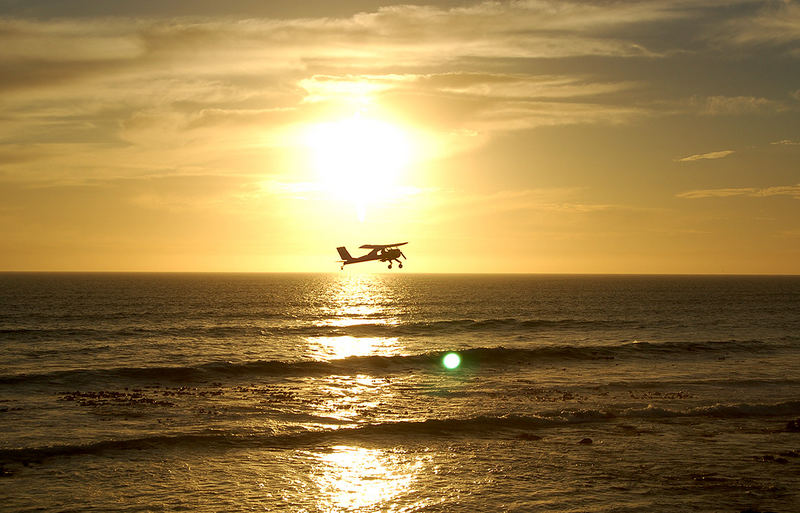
[315,317,397,328]
[307,273,403,361]
[307,336,400,360]
[297,275,424,509]
[311,445,423,511]
[311,374,393,422]
[320,273,398,320]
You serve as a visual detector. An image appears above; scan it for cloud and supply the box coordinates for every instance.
[432,188,640,217]
[409,73,639,100]
[0,0,699,100]
[0,2,669,77]
[771,139,800,145]
[676,187,757,199]
[0,5,660,184]
[296,72,644,133]
[0,18,144,62]
[676,150,734,162]
[0,1,793,187]
[677,184,800,199]
[720,1,800,51]
[702,96,783,115]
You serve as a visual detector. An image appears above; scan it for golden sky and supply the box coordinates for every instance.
[1,0,799,273]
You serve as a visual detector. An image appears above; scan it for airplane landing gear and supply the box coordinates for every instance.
[388,263,392,269]
[398,262,403,269]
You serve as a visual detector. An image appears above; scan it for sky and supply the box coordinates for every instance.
[0,0,798,273]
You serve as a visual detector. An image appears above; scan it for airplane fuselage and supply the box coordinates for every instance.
[337,243,407,269]
[377,248,402,262]
[345,247,400,264]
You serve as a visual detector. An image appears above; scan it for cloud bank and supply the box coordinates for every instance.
[677,184,800,199]
[677,150,735,162]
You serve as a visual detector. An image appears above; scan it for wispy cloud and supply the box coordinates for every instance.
[0,1,796,186]
[702,96,783,115]
[1,4,672,184]
[432,188,646,218]
[677,184,800,199]
[771,139,800,145]
[296,72,644,132]
[719,1,800,53]
[676,150,734,162]
[0,2,671,80]
[302,73,639,102]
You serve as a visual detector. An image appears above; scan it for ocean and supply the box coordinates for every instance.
[1,273,799,512]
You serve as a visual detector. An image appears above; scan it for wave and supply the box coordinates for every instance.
[0,317,642,343]
[0,339,778,385]
[0,325,278,343]
[339,317,638,334]
[4,399,799,465]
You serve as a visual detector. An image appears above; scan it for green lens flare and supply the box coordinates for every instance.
[442,352,461,369]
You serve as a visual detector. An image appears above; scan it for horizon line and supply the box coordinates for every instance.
[1,270,799,277]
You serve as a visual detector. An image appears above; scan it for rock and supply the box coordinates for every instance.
[756,453,790,464]
[578,438,593,445]
[516,433,541,441]
[786,418,800,432]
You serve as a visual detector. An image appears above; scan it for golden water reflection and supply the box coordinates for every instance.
[307,273,403,362]
[311,445,425,511]
[319,273,398,322]
[315,317,397,328]
[311,374,393,422]
[307,336,400,361]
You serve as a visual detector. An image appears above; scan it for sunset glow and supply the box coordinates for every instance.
[4,3,799,510]
[0,1,798,273]
[303,115,415,221]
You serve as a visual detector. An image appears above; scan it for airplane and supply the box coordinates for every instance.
[337,242,408,270]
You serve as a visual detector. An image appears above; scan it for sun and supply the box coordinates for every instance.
[304,115,414,221]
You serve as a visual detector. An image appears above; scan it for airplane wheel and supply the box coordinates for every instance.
[388,264,392,269]
[399,263,403,269]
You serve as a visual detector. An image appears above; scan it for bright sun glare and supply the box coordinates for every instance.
[304,115,414,221]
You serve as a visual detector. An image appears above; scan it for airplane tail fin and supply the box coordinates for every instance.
[336,246,353,261]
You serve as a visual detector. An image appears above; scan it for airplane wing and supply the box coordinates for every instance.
[359,242,408,249]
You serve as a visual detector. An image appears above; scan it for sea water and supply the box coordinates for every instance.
[1,273,799,512]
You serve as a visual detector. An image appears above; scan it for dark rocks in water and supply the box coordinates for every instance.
[786,418,800,432]
[755,454,789,464]
[740,509,777,513]
[578,438,593,445]
[689,473,725,483]
[778,450,799,458]
[516,433,541,441]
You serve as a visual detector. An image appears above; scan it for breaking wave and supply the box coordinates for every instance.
[3,399,799,465]
[0,317,641,343]
[0,339,775,385]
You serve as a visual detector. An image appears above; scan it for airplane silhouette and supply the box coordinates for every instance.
[337,242,407,270]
